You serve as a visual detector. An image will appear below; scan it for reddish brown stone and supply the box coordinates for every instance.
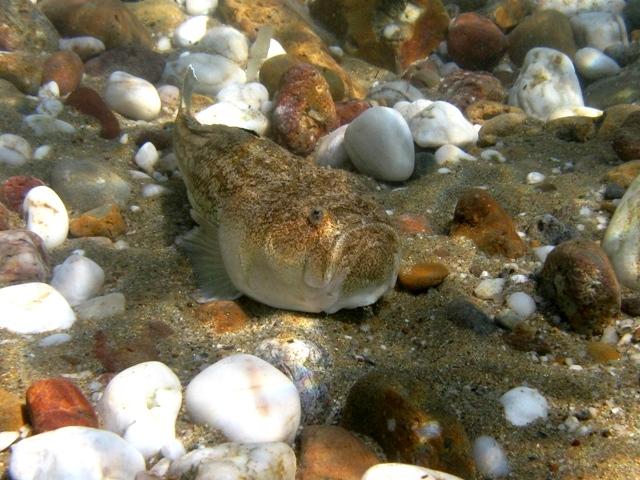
[0,0,60,53]
[0,387,25,432]
[438,70,507,113]
[613,111,640,162]
[93,330,159,373]
[26,378,98,433]
[297,425,380,480]
[0,176,46,212]
[450,188,527,258]
[447,13,508,71]
[393,213,432,235]
[42,50,84,95]
[398,262,449,292]
[66,86,120,139]
[335,100,371,126]
[490,0,531,30]
[69,204,127,239]
[0,51,45,94]
[272,63,338,155]
[196,300,249,334]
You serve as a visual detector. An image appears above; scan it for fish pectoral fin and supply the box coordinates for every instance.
[178,226,241,301]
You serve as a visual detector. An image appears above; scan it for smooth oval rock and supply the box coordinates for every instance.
[500,386,548,426]
[50,254,105,306]
[362,463,464,480]
[185,353,301,444]
[41,51,83,95]
[446,13,507,71]
[186,0,218,15]
[398,262,449,292]
[97,361,182,459]
[8,426,145,480]
[104,71,161,121]
[345,106,414,182]
[574,47,621,81]
[409,101,478,148]
[199,25,249,65]
[173,15,209,47]
[0,133,31,167]
[0,282,75,333]
[23,186,68,250]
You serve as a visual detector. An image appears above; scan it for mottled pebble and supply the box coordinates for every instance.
[69,204,127,240]
[0,229,50,286]
[195,300,249,334]
[41,51,83,95]
[0,388,25,432]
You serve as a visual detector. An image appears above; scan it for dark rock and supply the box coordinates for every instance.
[446,12,507,71]
[604,183,626,200]
[621,297,640,316]
[443,297,496,334]
[0,176,46,212]
[585,69,640,110]
[604,160,640,188]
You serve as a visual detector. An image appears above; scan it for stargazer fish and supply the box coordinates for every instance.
[174,67,400,313]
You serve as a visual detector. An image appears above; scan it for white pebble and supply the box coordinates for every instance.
[59,36,105,60]
[473,436,509,478]
[185,353,301,443]
[0,133,31,166]
[409,101,478,147]
[199,25,249,65]
[24,114,75,136]
[480,149,506,163]
[533,245,555,262]
[98,361,182,459]
[74,292,125,321]
[135,141,159,173]
[216,82,269,111]
[437,167,452,174]
[313,124,349,169]
[500,386,549,426]
[104,71,161,121]
[601,325,618,344]
[38,81,59,99]
[393,98,433,122]
[23,185,68,250]
[570,11,628,51]
[510,274,528,284]
[0,283,76,334]
[173,15,209,47]
[50,254,104,306]
[141,184,171,197]
[474,278,506,300]
[33,145,51,160]
[168,442,296,480]
[526,172,545,184]
[434,144,476,165]
[362,463,464,480]
[507,292,537,319]
[344,106,415,182]
[38,333,72,347]
[9,426,145,480]
[36,98,63,117]
[156,35,172,52]
[195,102,269,136]
[163,53,246,97]
[158,84,180,108]
[186,0,218,15]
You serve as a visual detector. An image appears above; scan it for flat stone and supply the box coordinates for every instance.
[398,262,449,292]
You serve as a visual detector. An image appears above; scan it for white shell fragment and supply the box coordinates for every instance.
[50,254,105,306]
[98,361,183,459]
[500,386,549,426]
[362,463,464,480]
[0,133,31,167]
[104,71,161,121]
[185,354,301,443]
[8,426,145,480]
[0,282,76,333]
[168,442,297,480]
[434,144,476,165]
[199,25,250,65]
[23,185,69,250]
[509,48,583,121]
[163,53,246,97]
[344,106,415,182]
[409,101,478,147]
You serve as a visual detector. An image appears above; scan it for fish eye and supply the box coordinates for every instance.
[308,207,326,226]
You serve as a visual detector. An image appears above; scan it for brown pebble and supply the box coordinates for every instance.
[0,388,25,431]
[398,262,449,292]
[42,50,84,95]
[69,204,127,240]
[446,12,507,71]
[613,111,640,161]
[604,160,640,189]
[0,176,46,212]
[93,330,159,373]
[66,86,120,139]
[26,378,98,433]
[586,341,621,363]
[335,100,371,126]
[393,213,432,235]
[450,188,527,258]
[196,300,249,334]
[297,425,380,480]
[0,202,10,231]
[503,324,551,355]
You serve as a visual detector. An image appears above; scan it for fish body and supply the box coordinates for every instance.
[174,70,399,313]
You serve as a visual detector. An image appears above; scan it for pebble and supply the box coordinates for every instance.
[41,51,83,96]
[23,114,75,136]
[526,172,545,184]
[446,12,507,71]
[474,278,506,300]
[409,101,478,148]
[173,15,209,47]
[23,186,68,250]
[38,333,72,347]
[574,47,621,81]
[472,436,509,478]
[0,230,51,286]
[612,111,640,161]
[0,387,25,432]
[444,298,496,334]
[85,45,166,84]
[344,106,415,182]
[313,124,350,170]
[168,441,296,480]
[480,149,506,163]
[439,70,507,113]
[507,292,537,319]
[50,253,105,306]
[435,144,476,165]
[66,86,120,140]
[0,133,31,167]
[539,239,621,334]
[393,99,433,122]
[0,176,45,212]
[26,377,98,433]
[59,36,105,60]
[185,353,301,443]
[0,282,75,333]
[216,82,269,112]
[141,184,171,198]
[398,262,449,292]
[104,71,161,121]
[8,426,145,480]
[199,25,249,65]
[75,292,126,321]
[195,102,269,136]
[97,361,182,459]
[69,204,127,240]
[186,0,218,15]
[163,53,246,97]
[570,12,628,51]
[297,425,379,480]
[508,47,583,121]
[32,146,50,161]
[134,141,159,174]
[586,341,621,363]
[500,386,549,426]
[362,463,464,480]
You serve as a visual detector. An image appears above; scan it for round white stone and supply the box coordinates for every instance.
[59,36,105,60]
[0,282,76,334]
[50,254,105,306]
[507,292,537,319]
[574,47,621,81]
[216,82,269,111]
[8,426,145,480]
[526,172,545,184]
[36,98,64,117]
[33,145,51,160]
[500,386,549,426]
[168,442,296,480]
[185,353,301,443]
[508,47,583,121]
[24,114,75,136]
[186,0,218,15]
[23,185,68,250]
[344,106,415,182]
[104,71,161,121]
[163,53,246,97]
[0,133,31,167]
[97,361,182,459]
[409,101,478,147]
[135,141,159,174]
[362,463,464,480]
[434,144,476,165]
[199,26,249,65]
[141,184,171,197]
[173,15,209,47]
[474,278,506,300]
[393,99,433,122]
[158,84,180,108]
[194,102,269,136]
[473,436,509,478]
[314,124,350,169]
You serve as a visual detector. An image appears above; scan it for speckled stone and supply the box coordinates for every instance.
[0,230,51,287]
[69,204,127,240]
[438,70,506,113]
[604,160,640,189]
[195,300,249,334]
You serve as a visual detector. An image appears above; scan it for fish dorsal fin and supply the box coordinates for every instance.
[178,216,241,302]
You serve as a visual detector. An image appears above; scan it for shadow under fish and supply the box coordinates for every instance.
[174,67,399,314]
